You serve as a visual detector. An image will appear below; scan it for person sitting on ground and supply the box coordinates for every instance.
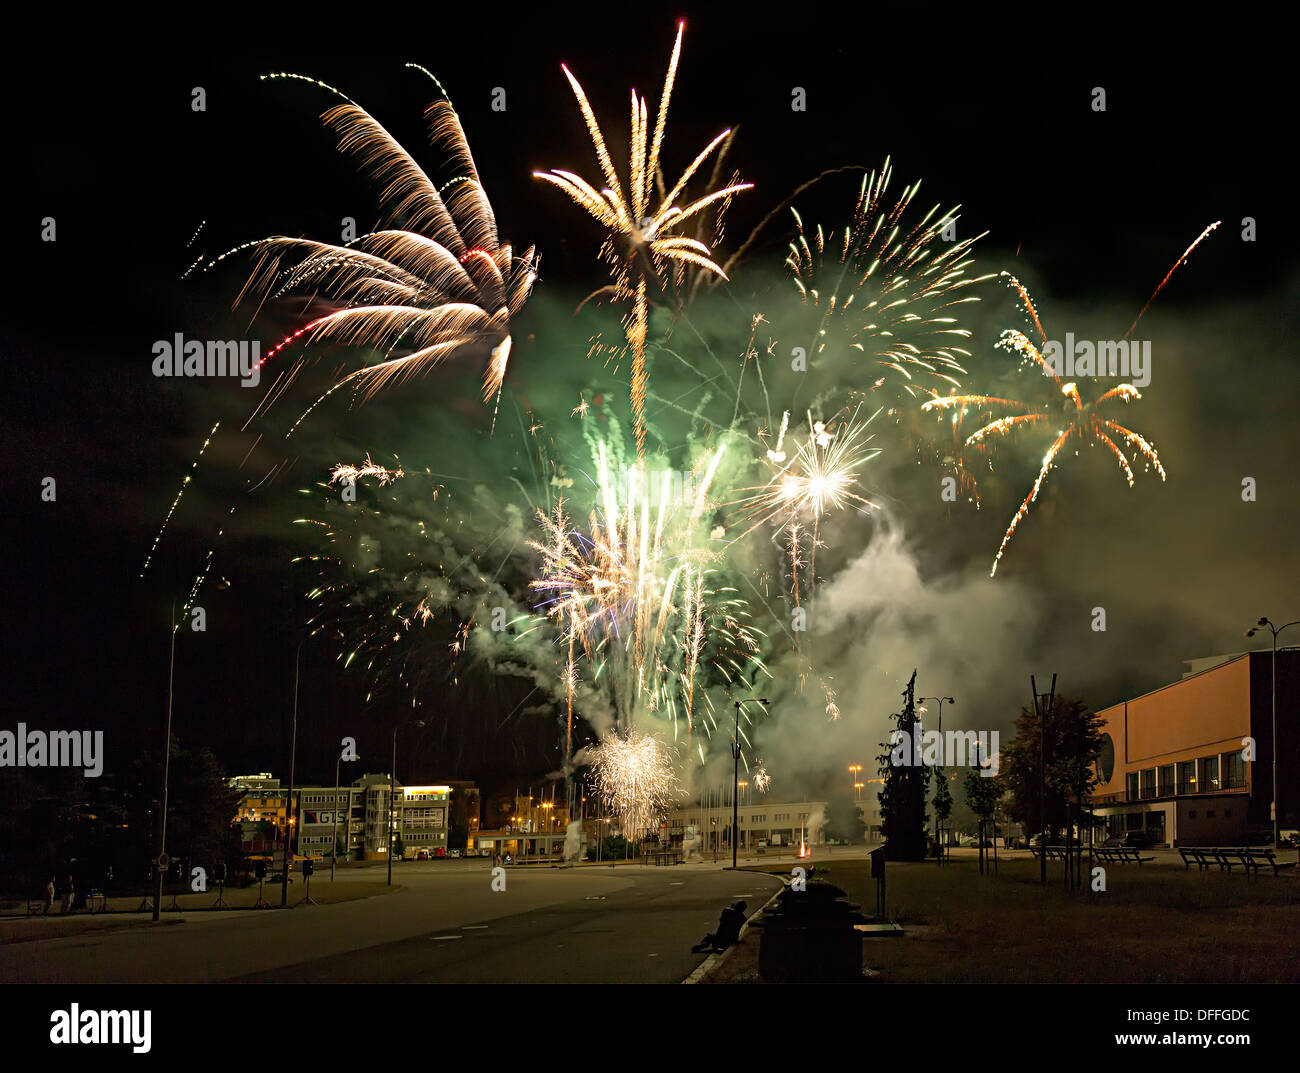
[691,900,748,953]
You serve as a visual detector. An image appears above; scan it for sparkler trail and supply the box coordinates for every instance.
[536,21,751,456]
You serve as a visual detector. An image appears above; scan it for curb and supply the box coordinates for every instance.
[682,880,785,984]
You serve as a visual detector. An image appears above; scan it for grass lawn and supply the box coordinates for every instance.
[709,853,1300,983]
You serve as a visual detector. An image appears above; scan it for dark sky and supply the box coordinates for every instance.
[5,9,1294,800]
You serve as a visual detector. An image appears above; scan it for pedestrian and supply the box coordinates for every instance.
[42,876,55,916]
[61,875,74,915]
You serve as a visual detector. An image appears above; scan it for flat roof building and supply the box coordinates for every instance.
[1088,651,1298,846]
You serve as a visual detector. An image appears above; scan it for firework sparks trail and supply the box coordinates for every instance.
[140,421,220,578]
[787,157,992,400]
[209,70,538,435]
[530,441,768,757]
[1125,221,1221,339]
[922,238,1218,575]
[589,731,681,837]
[330,454,405,485]
[535,21,751,455]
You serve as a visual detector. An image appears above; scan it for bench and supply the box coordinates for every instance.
[648,850,683,866]
[1180,847,1214,871]
[1243,848,1298,877]
[1179,846,1296,876]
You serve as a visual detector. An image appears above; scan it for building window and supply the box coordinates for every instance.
[1139,769,1156,800]
[1126,773,1140,801]
[1199,756,1220,792]
[1177,761,1196,796]
[1188,810,1197,819]
[1158,765,1175,797]
[1206,811,1216,819]
[1222,752,1246,790]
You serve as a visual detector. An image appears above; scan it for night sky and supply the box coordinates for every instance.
[6,10,1294,802]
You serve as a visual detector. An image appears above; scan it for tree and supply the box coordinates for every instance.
[932,771,954,856]
[963,763,1001,875]
[1001,696,1105,844]
[877,670,930,860]
[448,789,470,851]
[823,795,866,844]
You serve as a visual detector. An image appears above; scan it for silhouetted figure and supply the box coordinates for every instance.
[42,877,54,916]
[61,875,74,915]
[692,900,748,953]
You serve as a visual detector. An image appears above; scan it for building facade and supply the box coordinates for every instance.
[233,774,468,862]
[1088,652,1298,846]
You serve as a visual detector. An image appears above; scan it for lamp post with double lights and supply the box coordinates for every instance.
[731,698,769,869]
[1245,617,1299,848]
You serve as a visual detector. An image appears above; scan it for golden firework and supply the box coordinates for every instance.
[535,22,752,455]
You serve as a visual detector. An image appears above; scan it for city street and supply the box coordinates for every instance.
[2,861,785,984]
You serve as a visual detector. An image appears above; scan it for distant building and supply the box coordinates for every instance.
[1088,651,1298,846]
[233,774,472,862]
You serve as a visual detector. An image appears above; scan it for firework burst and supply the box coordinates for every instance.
[212,69,538,431]
[535,21,752,455]
[924,272,1179,576]
[787,158,992,399]
[589,730,681,837]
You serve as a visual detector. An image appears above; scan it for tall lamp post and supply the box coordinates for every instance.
[919,697,955,850]
[1245,617,1299,847]
[388,718,425,885]
[731,698,769,869]
[331,747,359,882]
[1031,674,1056,887]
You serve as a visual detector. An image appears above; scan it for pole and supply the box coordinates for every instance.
[388,726,397,886]
[1271,629,1279,848]
[732,701,740,870]
[153,605,177,922]
[331,755,341,882]
[282,642,300,907]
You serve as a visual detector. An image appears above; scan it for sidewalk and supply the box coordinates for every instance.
[0,879,402,945]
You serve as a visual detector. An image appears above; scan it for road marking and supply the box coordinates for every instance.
[648,953,658,957]
[430,935,462,942]
[462,925,489,930]
[670,882,684,885]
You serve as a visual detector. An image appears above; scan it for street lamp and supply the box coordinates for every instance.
[389,718,426,885]
[731,698,769,869]
[849,764,862,800]
[1245,617,1299,847]
[919,697,955,851]
[331,747,359,882]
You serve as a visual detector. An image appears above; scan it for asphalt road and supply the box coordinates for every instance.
[3,862,784,984]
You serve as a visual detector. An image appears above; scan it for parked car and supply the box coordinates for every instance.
[416,849,430,860]
[448,849,462,858]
